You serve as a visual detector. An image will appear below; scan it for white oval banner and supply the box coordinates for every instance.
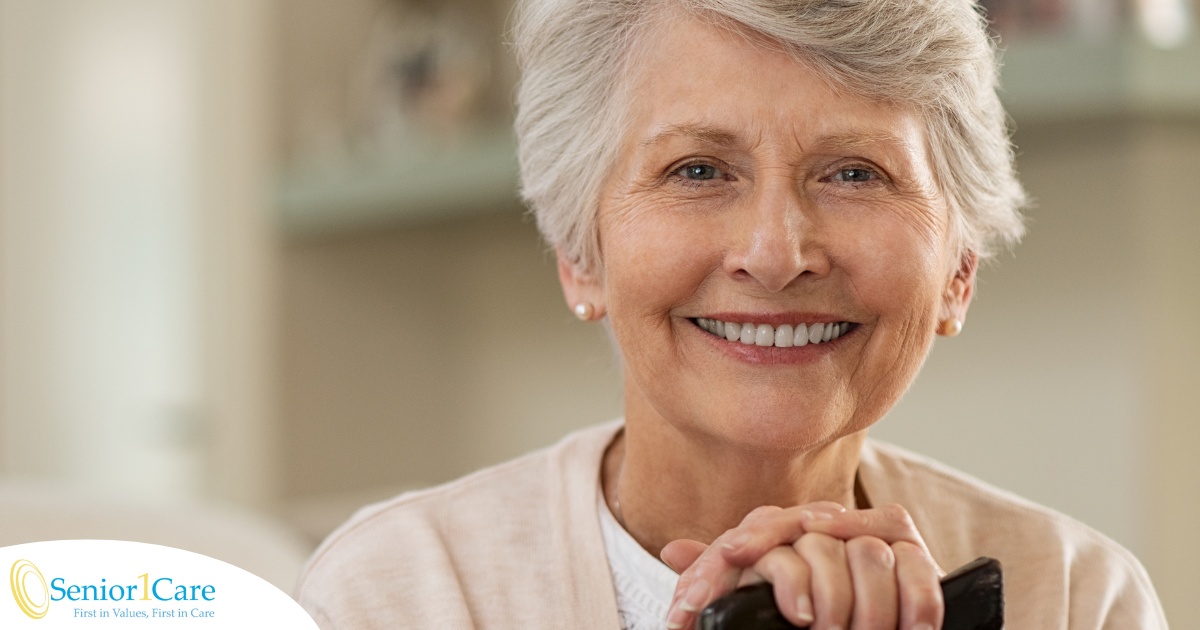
[1,540,318,628]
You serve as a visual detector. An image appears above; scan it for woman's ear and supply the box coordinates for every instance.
[938,250,978,335]
[556,249,606,320]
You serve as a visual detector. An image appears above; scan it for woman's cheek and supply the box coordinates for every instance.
[835,216,945,380]
[842,204,946,289]
[604,200,720,307]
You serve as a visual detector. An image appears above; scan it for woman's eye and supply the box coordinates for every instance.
[676,163,723,181]
[832,167,878,183]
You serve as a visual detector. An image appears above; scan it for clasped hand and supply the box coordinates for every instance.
[660,503,944,630]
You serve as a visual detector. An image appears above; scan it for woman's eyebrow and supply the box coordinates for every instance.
[640,124,916,157]
[639,123,741,148]
[809,130,917,156]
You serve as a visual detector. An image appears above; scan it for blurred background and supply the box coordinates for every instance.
[0,0,1197,623]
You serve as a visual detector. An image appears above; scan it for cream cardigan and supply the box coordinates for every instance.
[296,420,1166,629]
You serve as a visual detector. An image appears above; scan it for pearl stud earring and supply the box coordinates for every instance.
[573,302,595,321]
[939,318,963,337]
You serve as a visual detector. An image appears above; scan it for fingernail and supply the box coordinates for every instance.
[666,602,688,628]
[914,624,934,630]
[722,532,750,550]
[800,509,833,521]
[794,594,814,624]
[678,580,711,613]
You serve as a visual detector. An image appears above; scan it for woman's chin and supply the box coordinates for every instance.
[688,407,855,456]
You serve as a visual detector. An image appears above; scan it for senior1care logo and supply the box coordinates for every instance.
[1,541,317,629]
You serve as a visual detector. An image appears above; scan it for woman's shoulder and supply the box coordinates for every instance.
[294,419,623,628]
[860,438,1089,530]
[299,419,618,576]
[861,439,1167,628]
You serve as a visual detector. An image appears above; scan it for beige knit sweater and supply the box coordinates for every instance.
[296,420,1166,629]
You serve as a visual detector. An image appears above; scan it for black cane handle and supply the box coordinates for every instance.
[695,556,1003,630]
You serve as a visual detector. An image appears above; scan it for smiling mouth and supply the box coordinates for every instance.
[692,318,855,348]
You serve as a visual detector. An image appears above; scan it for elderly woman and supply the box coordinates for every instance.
[297,0,1166,628]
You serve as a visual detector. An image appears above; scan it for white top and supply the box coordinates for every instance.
[597,488,680,630]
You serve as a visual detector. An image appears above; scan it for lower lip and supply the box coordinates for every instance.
[690,319,854,365]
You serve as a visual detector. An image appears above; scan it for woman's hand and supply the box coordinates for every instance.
[661,503,943,630]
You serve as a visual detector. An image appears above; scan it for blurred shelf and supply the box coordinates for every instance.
[278,126,519,235]
[999,32,1200,122]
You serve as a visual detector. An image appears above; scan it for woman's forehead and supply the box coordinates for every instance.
[621,15,928,159]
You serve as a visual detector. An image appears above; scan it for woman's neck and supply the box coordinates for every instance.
[602,413,866,561]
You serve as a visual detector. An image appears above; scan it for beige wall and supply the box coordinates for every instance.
[1137,119,1200,626]
[280,210,622,499]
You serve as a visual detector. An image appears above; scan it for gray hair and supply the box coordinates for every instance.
[514,0,1027,273]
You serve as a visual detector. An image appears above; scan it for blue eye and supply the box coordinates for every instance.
[677,163,722,180]
[833,167,877,183]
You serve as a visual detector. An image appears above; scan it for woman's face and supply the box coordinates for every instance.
[562,15,975,452]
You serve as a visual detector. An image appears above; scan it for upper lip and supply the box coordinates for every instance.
[694,312,853,326]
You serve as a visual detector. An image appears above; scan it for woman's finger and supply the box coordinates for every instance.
[797,503,934,558]
[749,545,815,627]
[735,568,766,588]
[667,501,921,629]
[661,538,708,573]
[665,530,744,629]
[794,533,853,630]
[845,536,898,629]
[740,504,785,525]
[720,502,847,565]
[665,507,789,625]
[892,541,943,630]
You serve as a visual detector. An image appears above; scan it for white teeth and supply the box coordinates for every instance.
[775,324,793,348]
[696,318,852,348]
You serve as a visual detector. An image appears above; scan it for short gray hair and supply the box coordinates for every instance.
[514,0,1027,273]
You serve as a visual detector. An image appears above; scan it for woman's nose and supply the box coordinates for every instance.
[724,181,827,292]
